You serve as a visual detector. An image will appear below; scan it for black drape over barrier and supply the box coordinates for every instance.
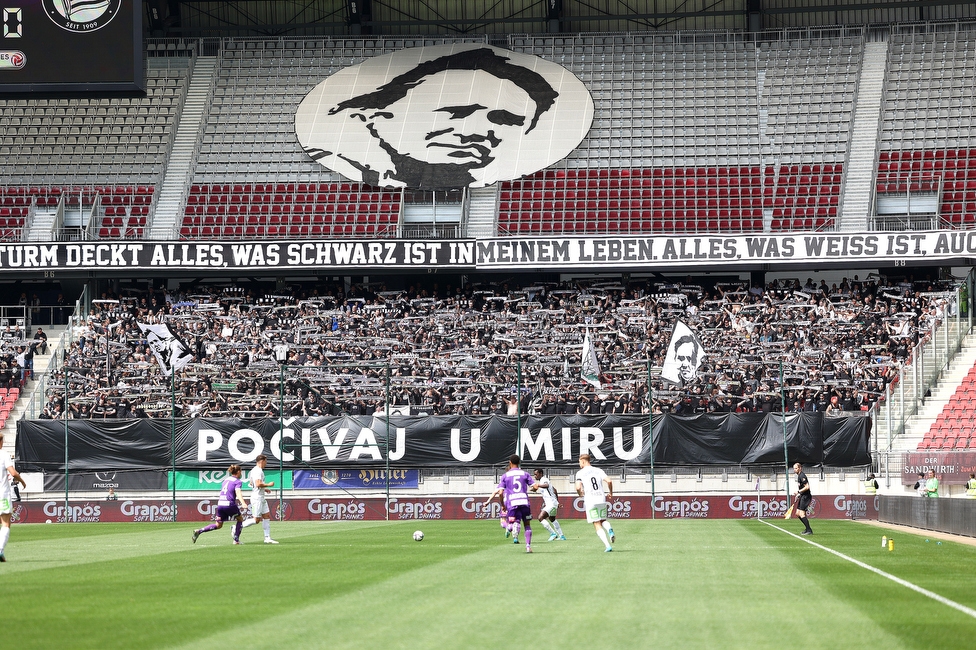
[43,470,168,491]
[16,413,871,471]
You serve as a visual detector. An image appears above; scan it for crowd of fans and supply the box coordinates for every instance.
[0,322,47,390]
[35,272,964,420]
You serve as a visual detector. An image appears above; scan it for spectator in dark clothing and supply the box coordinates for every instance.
[33,327,48,355]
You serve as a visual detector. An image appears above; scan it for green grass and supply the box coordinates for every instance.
[3,518,975,649]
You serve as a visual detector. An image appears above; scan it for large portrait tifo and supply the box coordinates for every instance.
[294,43,594,190]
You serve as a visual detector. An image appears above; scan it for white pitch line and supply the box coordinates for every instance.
[760,518,976,620]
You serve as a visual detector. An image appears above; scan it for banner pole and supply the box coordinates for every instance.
[781,361,790,499]
[385,364,391,521]
[516,360,522,457]
[272,344,290,520]
[756,474,762,521]
[648,359,655,519]
[279,358,284,521]
[63,349,69,522]
[105,328,110,388]
[171,370,177,521]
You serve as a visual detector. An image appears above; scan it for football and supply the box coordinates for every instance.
[412,530,424,541]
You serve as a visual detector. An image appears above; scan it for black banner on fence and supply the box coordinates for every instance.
[16,413,871,471]
[43,470,168,492]
[0,233,974,274]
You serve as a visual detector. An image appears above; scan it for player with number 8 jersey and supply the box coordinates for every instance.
[575,453,615,552]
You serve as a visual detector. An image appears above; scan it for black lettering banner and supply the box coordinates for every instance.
[0,232,973,274]
[16,413,871,471]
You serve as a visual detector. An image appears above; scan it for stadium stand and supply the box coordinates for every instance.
[496,31,856,235]
[880,28,976,155]
[180,37,487,240]
[0,55,189,240]
[9,27,976,239]
[0,62,188,186]
[496,163,842,235]
[0,319,32,430]
[877,26,976,229]
[920,362,976,449]
[3,16,976,512]
[39,273,958,422]
[877,149,976,228]
[173,29,862,239]
[180,182,399,239]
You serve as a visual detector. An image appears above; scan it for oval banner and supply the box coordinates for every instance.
[295,43,594,189]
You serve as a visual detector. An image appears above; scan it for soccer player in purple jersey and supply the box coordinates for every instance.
[484,454,535,553]
[192,464,248,544]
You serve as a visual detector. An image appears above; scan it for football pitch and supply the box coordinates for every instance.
[3,518,975,649]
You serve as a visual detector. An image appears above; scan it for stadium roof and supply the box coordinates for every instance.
[150,0,976,38]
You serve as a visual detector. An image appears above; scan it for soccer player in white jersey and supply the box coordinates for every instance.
[241,455,278,544]
[0,433,27,562]
[531,468,566,541]
[575,453,615,552]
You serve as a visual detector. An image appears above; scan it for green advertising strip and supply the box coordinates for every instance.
[167,469,293,491]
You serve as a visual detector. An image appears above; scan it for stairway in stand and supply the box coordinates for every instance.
[0,325,64,467]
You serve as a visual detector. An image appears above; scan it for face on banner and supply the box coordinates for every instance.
[674,337,700,383]
[662,324,703,386]
[145,329,175,367]
[367,69,532,167]
[139,323,192,375]
[295,44,593,189]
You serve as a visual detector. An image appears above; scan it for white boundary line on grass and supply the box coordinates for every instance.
[760,519,976,620]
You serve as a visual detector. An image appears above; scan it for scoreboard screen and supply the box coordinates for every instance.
[0,0,143,94]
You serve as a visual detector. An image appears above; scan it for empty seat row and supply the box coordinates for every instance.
[499,165,842,235]
[920,357,976,449]
[179,223,395,239]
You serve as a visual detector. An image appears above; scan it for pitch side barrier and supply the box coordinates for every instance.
[13,412,873,522]
[880,496,976,538]
[8,493,879,524]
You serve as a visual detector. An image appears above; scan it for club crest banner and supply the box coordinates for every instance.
[293,469,420,490]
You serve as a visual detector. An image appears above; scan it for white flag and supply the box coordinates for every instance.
[660,320,703,386]
[138,322,193,376]
[581,330,602,389]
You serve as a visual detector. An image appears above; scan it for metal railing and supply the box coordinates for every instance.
[870,268,975,484]
[20,291,88,422]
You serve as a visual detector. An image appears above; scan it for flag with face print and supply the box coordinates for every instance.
[138,322,192,376]
[660,320,703,386]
